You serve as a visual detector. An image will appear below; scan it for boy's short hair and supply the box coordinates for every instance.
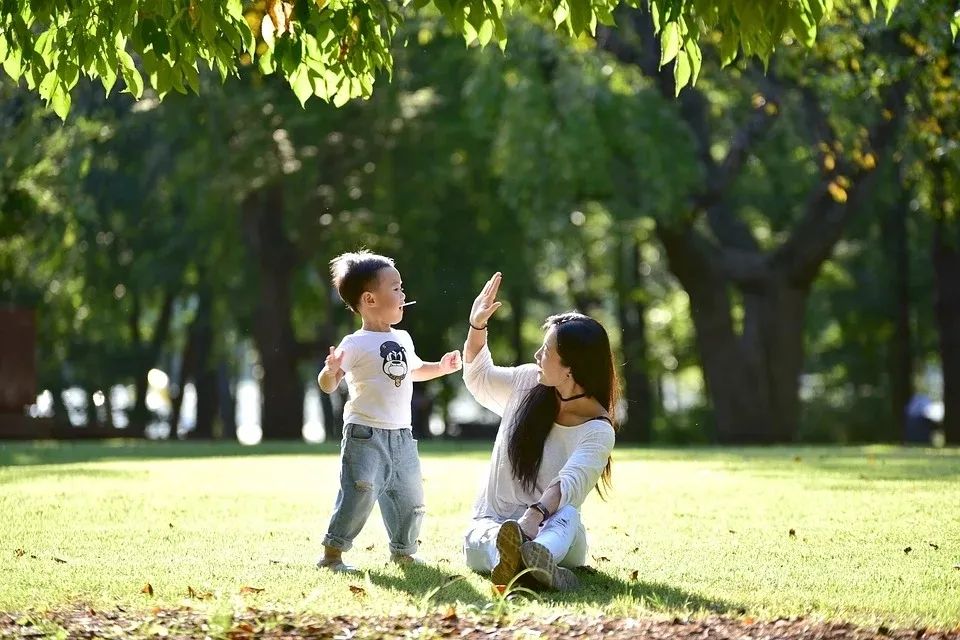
[330,250,395,313]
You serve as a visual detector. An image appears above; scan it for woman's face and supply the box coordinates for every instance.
[534,326,570,388]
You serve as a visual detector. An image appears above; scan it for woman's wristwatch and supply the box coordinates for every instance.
[528,502,551,520]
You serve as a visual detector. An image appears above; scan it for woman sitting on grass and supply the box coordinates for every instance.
[461,272,618,591]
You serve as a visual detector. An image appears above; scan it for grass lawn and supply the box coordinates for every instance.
[1,441,958,631]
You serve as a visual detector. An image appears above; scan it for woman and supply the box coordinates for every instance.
[461,272,618,591]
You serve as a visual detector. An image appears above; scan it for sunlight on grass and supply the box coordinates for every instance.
[1,442,958,628]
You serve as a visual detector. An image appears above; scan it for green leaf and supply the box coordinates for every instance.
[568,0,591,35]
[718,28,739,66]
[118,50,143,98]
[659,21,681,67]
[787,6,817,47]
[0,34,8,64]
[951,9,960,41]
[51,84,71,119]
[477,20,493,46]
[59,61,80,90]
[39,69,58,101]
[290,65,313,106]
[2,47,22,82]
[686,42,702,86]
[673,49,690,95]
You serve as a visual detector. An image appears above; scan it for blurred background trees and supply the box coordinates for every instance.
[1,2,957,445]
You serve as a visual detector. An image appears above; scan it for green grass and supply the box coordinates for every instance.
[1,442,958,629]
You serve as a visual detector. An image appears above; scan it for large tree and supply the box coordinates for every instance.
[0,0,913,118]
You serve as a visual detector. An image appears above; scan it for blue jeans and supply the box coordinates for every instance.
[323,423,424,556]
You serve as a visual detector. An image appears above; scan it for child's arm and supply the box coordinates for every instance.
[411,350,462,382]
[317,346,346,393]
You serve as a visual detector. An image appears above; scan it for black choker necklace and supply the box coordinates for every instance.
[556,390,587,402]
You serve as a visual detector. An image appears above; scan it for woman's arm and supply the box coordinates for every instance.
[464,272,502,363]
[517,483,562,539]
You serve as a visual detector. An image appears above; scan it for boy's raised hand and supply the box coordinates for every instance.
[325,346,345,375]
[470,272,503,329]
[439,350,462,374]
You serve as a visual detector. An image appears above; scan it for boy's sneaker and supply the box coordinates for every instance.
[316,558,358,573]
[519,541,579,591]
[491,520,524,586]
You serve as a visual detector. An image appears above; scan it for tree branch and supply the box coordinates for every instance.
[773,79,909,286]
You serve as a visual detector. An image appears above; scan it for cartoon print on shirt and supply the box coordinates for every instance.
[379,341,408,387]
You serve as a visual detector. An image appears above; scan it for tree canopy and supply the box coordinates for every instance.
[0,0,920,118]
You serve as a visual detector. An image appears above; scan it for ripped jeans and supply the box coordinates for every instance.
[323,423,424,557]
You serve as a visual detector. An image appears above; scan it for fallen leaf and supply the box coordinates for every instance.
[349,585,367,597]
[744,616,756,624]
[441,605,457,621]
[30,554,37,559]
[929,543,939,551]
[953,564,960,570]
[168,523,174,528]
[729,530,736,534]
[14,548,25,557]
[53,557,67,564]
[236,622,255,633]
[141,583,154,596]
[239,586,264,595]
[904,547,912,555]
[365,545,375,551]
[631,546,639,552]
[629,570,639,580]
[593,555,610,562]
[187,586,197,599]
[789,529,796,538]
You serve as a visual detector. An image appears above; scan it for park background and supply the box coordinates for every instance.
[2,4,959,449]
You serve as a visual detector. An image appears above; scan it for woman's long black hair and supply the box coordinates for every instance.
[507,312,619,498]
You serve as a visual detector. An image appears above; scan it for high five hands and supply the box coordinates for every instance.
[470,272,503,329]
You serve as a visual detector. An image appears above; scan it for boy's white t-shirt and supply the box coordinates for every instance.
[337,328,424,430]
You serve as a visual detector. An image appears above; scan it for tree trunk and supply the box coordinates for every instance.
[932,213,960,446]
[217,361,236,439]
[658,223,808,443]
[882,193,913,442]
[616,235,653,442]
[242,184,303,440]
[191,288,218,439]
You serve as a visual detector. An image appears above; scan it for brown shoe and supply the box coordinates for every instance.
[491,520,523,585]
[520,541,579,591]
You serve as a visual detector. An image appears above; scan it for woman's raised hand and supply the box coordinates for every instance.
[469,272,503,329]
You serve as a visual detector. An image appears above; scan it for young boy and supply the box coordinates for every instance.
[317,250,461,571]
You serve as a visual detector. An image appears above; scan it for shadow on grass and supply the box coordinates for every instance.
[561,566,740,614]
[365,561,739,617]
[364,561,489,606]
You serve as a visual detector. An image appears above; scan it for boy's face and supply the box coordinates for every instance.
[360,266,406,325]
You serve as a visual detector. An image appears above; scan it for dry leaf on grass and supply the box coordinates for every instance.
[14,549,25,558]
[441,606,457,621]
[789,529,796,538]
[904,547,912,555]
[239,586,264,595]
[629,570,639,580]
[348,585,367,597]
[141,584,154,597]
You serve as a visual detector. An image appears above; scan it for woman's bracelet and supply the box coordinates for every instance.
[469,321,487,331]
